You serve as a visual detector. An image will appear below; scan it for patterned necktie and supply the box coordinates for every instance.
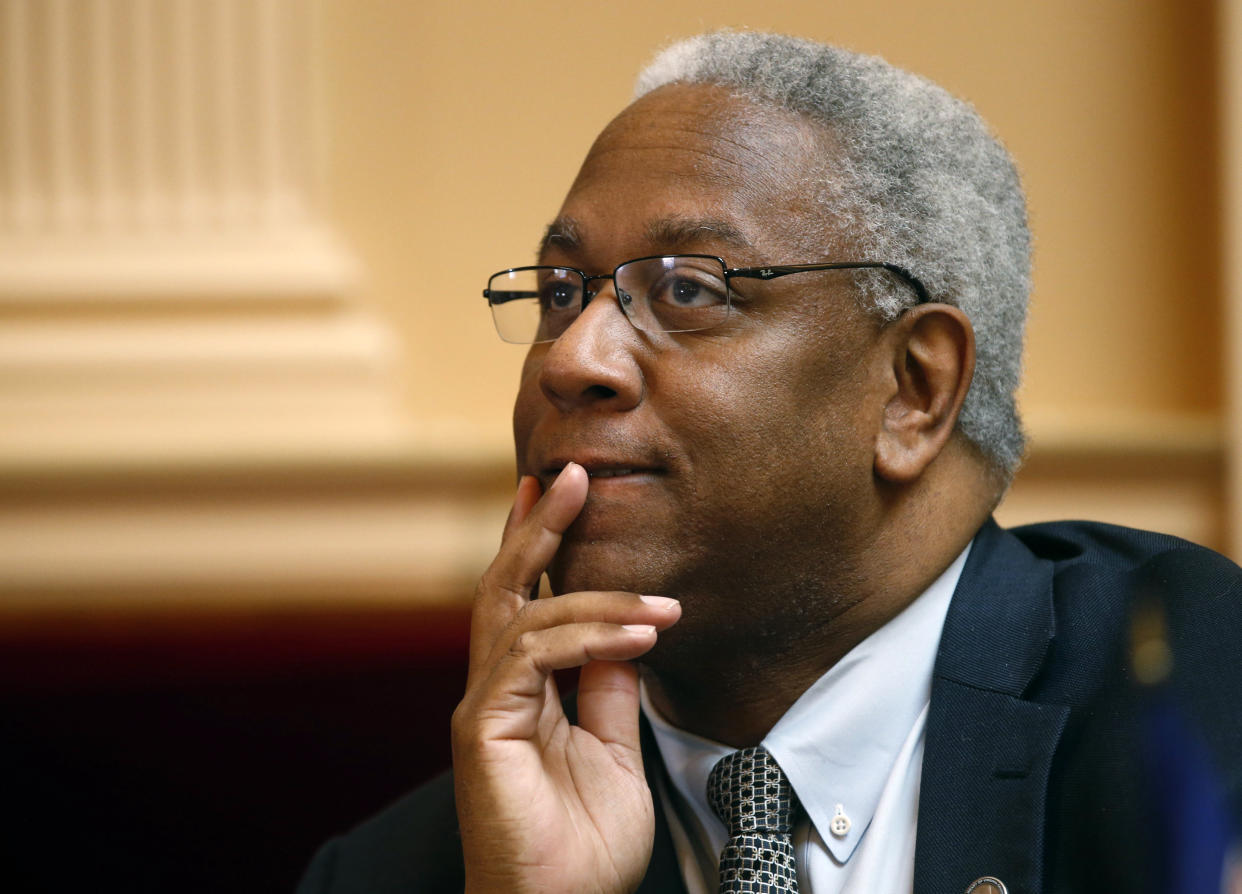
[706,745,801,894]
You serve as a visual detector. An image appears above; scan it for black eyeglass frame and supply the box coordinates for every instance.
[482,254,931,341]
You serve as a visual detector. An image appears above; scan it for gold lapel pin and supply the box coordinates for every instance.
[964,878,1007,894]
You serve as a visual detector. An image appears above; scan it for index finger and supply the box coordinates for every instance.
[469,463,589,670]
[500,474,542,544]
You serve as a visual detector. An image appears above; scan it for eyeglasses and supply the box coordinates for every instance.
[483,254,929,344]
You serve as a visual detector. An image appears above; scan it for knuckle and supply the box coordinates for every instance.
[511,599,538,625]
[511,630,538,658]
[450,701,468,733]
[474,571,526,613]
[511,595,555,629]
[474,567,502,598]
[478,567,528,603]
[450,700,478,742]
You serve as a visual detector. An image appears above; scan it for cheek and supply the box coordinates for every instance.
[676,333,876,488]
[511,351,545,462]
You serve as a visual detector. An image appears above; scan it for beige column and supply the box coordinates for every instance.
[0,0,392,456]
[0,0,498,613]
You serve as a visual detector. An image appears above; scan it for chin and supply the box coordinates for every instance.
[547,538,670,597]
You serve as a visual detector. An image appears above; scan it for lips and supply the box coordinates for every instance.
[538,458,666,487]
[544,463,661,477]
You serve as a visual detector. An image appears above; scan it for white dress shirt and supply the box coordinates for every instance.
[640,545,970,894]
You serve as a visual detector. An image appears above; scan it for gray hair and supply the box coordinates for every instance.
[635,31,1030,478]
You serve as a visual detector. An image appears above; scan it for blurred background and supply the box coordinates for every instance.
[2,0,1241,890]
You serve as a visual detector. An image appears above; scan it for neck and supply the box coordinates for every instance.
[641,613,867,746]
[641,441,994,747]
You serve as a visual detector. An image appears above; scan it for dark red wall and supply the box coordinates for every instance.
[1,607,471,893]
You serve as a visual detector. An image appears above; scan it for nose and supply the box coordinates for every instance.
[536,281,644,413]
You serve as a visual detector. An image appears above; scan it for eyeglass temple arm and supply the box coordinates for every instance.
[728,262,930,304]
[482,288,542,304]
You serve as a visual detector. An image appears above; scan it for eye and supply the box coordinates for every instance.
[651,269,728,309]
[539,277,580,311]
[670,279,708,306]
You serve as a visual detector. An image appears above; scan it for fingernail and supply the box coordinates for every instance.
[551,462,580,488]
[622,624,657,635]
[640,595,680,610]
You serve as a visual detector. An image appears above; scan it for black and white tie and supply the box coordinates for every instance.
[706,745,801,894]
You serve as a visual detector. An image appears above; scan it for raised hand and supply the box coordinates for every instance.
[452,462,681,894]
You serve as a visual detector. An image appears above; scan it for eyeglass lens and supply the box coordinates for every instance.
[487,256,732,344]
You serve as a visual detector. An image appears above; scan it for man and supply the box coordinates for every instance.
[300,31,1241,894]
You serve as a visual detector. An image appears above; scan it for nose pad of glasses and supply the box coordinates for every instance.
[616,288,637,318]
[583,285,638,324]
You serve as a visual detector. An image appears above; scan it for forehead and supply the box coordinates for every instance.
[552,83,831,263]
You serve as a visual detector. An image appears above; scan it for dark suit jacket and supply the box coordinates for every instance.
[298,520,1242,893]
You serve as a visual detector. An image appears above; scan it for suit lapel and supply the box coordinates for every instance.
[633,520,1070,894]
[914,519,1069,894]
[636,712,691,894]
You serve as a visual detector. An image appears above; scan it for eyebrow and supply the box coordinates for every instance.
[539,217,582,256]
[538,215,757,260]
[643,217,756,254]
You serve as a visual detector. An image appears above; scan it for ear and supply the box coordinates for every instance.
[874,304,975,484]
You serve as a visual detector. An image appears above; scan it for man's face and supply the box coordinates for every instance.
[513,84,894,644]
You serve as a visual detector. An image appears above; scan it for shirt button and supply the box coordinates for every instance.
[829,804,851,838]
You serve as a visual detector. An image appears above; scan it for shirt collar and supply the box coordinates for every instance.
[641,543,970,865]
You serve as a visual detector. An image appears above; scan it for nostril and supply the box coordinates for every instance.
[583,384,617,400]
